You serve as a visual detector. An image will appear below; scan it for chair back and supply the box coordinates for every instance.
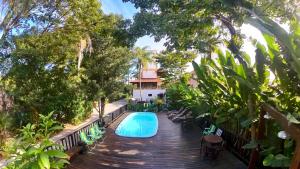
[215,128,223,136]
[95,125,105,135]
[178,107,184,112]
[80,132,89,142]
[90,127,97,136]
[210,125,216,132]
[94,125,101,131]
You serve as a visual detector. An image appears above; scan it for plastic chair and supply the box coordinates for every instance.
[90,127,102,140]
[80,131,94,145]
[215,128,223,136]
[94,125,105,135]
[202,124,216,135]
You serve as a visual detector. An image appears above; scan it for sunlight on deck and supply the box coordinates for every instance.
[68,112,247,169]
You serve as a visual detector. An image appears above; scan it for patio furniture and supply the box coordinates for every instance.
[215,128,223,136]
[202,124,216,135]
[80,131,94,145]
[167,107,184,116]
[172,111,192,123]
[90,127,102,140]
[168,108,187,119]
[200,135,223,159]
[169,109,189,120]
[94,125,105,135]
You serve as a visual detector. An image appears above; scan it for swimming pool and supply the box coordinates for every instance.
[115,112,158,138]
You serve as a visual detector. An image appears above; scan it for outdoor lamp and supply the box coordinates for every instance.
[277,130,290,139]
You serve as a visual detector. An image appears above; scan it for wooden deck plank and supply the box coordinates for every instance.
[68,112,247,169]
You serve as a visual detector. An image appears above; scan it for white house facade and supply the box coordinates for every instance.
[130,62,165,102]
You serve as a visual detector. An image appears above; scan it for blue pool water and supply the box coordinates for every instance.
[115,112,158,138]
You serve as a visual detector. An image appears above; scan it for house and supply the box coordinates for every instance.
[130,62,166,102]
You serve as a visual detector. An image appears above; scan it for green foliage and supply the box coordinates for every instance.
[127,102,162,113]
[19,124,37,143]
[0,112,13,151]
[81,15,133,117]
[156,51,196,86]
[4,30,94,123]
[167,43,299,167]
[1,0,133,125]
[5,112,68,169]
[125,0,300,168]
[18,112,63,143]
[5,139,69,169]
[166,81,202,115]
[125,0,297,54]
[263,154,291,168]
[37,112,64,138]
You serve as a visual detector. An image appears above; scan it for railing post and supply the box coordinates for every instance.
[290,144,300,169]
[247,108,266,169]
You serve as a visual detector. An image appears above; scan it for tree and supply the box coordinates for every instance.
[132,47,152,101]
[125,0,298,64]
[0,0,104,75]
[0,0,106,124]
[82,14,133,119]
[156,50,196,86]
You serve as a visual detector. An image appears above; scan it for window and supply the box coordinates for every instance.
[148,94,152,97]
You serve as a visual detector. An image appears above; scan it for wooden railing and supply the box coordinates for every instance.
[222,130,251,164]
[247,104,300,169]
[52,105,127,151]
[199,120,251,165]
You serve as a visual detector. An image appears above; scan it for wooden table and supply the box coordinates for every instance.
[201,135,223,159]
[203,135,223,144]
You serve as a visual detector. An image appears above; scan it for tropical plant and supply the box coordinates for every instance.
[155,51,197,87]
[132,47,152,101]
[4,139,69,169]
[5,112,68,169]
[191,44,298,167]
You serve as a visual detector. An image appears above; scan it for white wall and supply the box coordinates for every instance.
[142,70,157,78]
[133,89,166,101]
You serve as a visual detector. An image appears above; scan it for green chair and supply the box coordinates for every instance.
[90,127,102,140]
[202,124,216,135]
[80,131,94,145]
[94,125,105,135]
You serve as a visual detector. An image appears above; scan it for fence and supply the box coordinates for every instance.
[53,105,127,151]
[199,121,251,165]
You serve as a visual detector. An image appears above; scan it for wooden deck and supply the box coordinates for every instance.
[68,112,247,169]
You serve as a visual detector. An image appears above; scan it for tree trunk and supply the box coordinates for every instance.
[96,101,101,114]
[99,97,106,119]
[139,63,142,101]
[216,14,249,69]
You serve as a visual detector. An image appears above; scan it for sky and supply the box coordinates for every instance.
[101,0,167,52]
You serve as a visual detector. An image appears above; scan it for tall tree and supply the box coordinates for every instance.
[132,47,152,101]
[1,0,106,124]
[82,14,133,119]
[156,51,196,86]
